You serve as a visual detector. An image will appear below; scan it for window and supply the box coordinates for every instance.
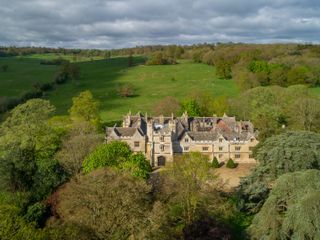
[235,154,241,159]
[185,138,189,143]
[250,138,254,142]
[235,146,241,151]
[249,147,254,151]
[184,146,189,151]
[202,147,209,151]
[218,154,223,158]
[219,138,223,143]
[160,145,164,151]
[134,141,140,147]
[219,147,223,151]
[249,154,254,159]
[160,136,164,142]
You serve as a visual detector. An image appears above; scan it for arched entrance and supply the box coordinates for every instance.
[157,156,166,166]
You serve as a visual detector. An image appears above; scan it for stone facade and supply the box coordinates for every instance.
[106,112,259,167]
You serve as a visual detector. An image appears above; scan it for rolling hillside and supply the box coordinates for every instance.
[0,55,239,122]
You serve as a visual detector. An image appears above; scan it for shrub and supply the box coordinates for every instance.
[24,202,49,227]
[117,84,134,97]
[211,157,220,168]
[226,159,236,169]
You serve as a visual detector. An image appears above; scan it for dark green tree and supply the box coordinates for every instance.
[0,99,65,199]
[249,170,320,240]
[238,131,320,213]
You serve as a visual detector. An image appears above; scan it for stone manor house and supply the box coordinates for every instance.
[106,112,259,167]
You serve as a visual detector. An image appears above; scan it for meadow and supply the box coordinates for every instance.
[0,55,239,122]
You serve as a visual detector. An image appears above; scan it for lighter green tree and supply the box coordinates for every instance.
[69,91,100,125]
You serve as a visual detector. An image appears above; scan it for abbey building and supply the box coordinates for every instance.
[106,112,259,167]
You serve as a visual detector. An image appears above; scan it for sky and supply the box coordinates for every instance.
[0,0,320,49]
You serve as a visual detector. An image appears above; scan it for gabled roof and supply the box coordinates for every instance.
[188,131,218,141]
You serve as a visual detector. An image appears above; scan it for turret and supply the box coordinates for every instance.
[123,110,131,127]
[147,118,154,140]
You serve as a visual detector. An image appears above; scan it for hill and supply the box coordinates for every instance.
[0,55,239,122]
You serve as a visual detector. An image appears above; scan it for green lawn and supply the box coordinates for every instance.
[45,58,239,121]
[0,57,59,97]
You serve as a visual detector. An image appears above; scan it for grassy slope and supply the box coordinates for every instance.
[46,58,239,121]
[0,57,59,97]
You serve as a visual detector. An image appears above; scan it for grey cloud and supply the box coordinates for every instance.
[0,0,319,48]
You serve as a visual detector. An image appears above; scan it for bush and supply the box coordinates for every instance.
[211,157,220,168]
[226,159,236,169]
[117,84,134,97]
[24,202,49,227]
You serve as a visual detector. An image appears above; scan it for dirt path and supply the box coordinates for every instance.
[214,163,257,191]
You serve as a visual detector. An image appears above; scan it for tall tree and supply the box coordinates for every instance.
[249,170,320,240]
[56,169,152,239]
[238,131,320,213]
[0,99,64,198]
[69,91,100,125]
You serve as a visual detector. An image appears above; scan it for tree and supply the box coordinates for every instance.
[226,159,236,168]
[82,141,132,173]
[155,152,222,226]
[238,131,320,213]
[119,152,152,179]
[56,169,152,239]
[69,91,100,124]
[0,204,44,240]
[153,96,181,116]
[211,157,220,168]
[180,99,201,117]
[249,170,320,240]
[287,65,311,85]
[0,99,65,198]
[289,96,320,132]
[56,122,102,176]
[117,84,134,97]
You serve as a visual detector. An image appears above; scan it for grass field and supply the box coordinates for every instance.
[46,57,239,121]
[1,54,319,122]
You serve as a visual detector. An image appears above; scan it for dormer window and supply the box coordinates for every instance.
[250,138,254,142]
[219,138,223,143]
[185,138,189,143]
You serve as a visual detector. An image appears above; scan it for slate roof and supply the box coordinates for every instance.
[187,131,218,141]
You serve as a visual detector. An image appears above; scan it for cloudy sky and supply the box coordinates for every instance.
[0,0,319,49]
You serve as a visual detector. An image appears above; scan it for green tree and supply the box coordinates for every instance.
[180,99,201,117]
[119,152,152,179]
[249,170,320,240]
[0,204,44,240]
[0,99,64,199]
[211,157,220,168]
[226,159,236,168]
[287,65,311,85]
[69,91,100,125]
[238,131,320,213]
[156,152,221,226]
[82,141,132,173]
